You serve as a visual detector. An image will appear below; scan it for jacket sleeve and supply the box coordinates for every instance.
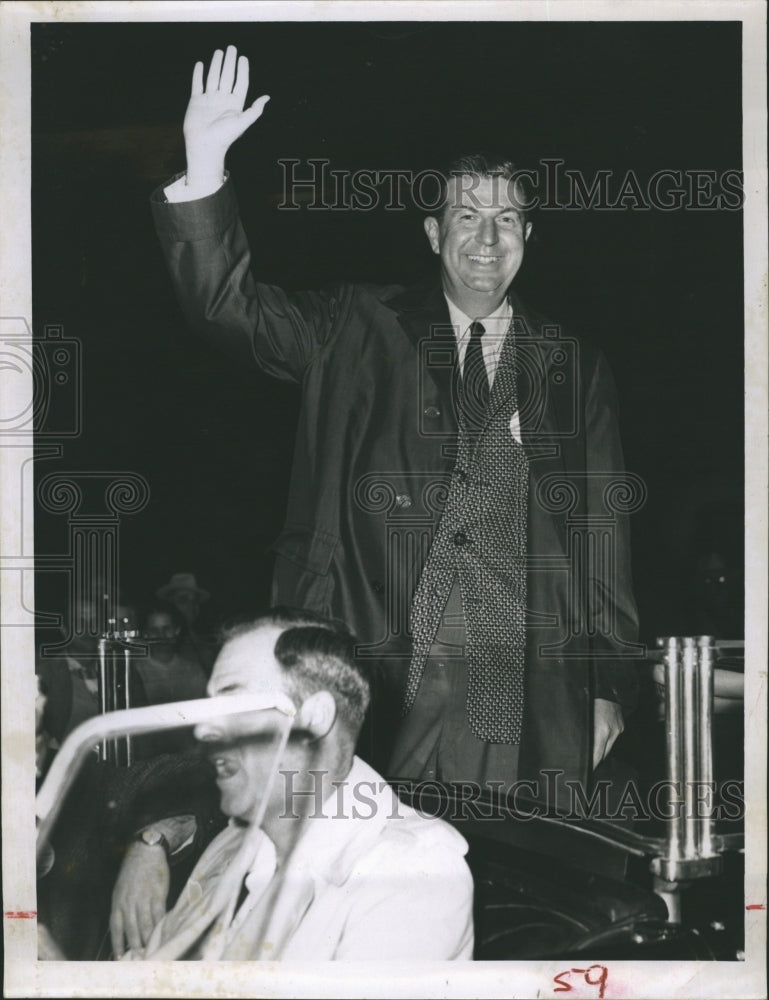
[150,175,347,383]
[584,349,641,713]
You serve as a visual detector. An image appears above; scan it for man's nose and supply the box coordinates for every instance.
[194,720,222,743]
[478,218,499,245]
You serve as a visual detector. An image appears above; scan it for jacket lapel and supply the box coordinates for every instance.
[386,279,460,455]
[385,280,572,479]
[506,292,569,477]
[388,280,457,393]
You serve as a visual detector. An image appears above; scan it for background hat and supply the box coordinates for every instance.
[156,572,210,603]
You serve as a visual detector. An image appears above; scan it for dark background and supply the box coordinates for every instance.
[32,20,744,641]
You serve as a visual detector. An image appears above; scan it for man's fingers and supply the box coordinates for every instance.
[219,44,238,93]
[137,899,156,946]
[191,61,204,97]
[593,727,608,769]
[109,908,126,958]
[150,894,166,930]
[232,54,250,104]
[122,904,144,953]
[38,924,66,961]
[205,48,224,93]
[604,725,621,758]
[244,94,271,126]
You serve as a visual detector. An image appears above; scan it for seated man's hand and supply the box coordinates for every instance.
[109,841,170,958]
[38,923,66,961]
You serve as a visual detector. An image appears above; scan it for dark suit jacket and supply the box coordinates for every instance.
[152,177,641,797]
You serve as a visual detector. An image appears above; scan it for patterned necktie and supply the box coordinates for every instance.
[462,321,489,431]
[407,314,529,744]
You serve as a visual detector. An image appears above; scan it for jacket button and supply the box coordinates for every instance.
[371,580,384,594]
[395,493,412,508]
[423,405,441,418]
[453,530,467,547]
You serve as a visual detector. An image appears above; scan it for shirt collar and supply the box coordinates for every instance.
[233,757,396,889]
[443,292,512,339]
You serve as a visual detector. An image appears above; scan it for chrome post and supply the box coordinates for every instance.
[696,635,716,857]
[97,636,108,763]
[681,637,698,859]
[660,636,684,864]
[95,621,142,767]
[109,620,119,764]
[651,635,723,885]
[124,645,133,766]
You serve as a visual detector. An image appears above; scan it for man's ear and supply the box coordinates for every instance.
[524,220,533,242]
[295,690,337,739]
[423,216,441,254]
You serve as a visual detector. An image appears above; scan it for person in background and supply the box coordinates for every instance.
[125,600,210,758]
[136,601,208,706]
[155,572,218,676]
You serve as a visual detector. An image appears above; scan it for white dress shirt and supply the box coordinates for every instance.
[444,294,522,442]
[164,172,224,203]
[133,756,474,961]
[444,294,512,390]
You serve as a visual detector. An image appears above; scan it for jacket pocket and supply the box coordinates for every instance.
[270,524,339,575]
[270,524,339,613]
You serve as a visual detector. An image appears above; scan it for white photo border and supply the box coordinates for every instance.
[2,2,766,997]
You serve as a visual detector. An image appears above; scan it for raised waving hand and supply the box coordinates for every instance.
[183,45,270,189]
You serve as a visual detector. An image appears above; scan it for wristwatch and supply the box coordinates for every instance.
[136,827,171,856]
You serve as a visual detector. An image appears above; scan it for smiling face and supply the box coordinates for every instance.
[424,173,532,316]
[194,625,293,824]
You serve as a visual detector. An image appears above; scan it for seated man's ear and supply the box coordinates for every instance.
[295,690,337,739]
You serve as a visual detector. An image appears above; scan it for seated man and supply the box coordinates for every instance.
[41,609,474,961]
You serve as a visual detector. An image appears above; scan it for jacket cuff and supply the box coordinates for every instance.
[150,172,238,243]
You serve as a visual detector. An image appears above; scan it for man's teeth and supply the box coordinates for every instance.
[468,255,500,262]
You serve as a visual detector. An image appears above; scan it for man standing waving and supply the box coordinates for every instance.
[152,45,639,795]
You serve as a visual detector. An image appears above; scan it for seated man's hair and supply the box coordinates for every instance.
[432,150,534,221]
[220,608,370,737]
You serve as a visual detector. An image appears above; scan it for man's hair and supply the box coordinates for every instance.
[431,151,534,221]
[220,607,370,737]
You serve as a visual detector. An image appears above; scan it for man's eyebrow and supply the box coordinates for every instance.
[448,204,521,215]
[215,681,243,695]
